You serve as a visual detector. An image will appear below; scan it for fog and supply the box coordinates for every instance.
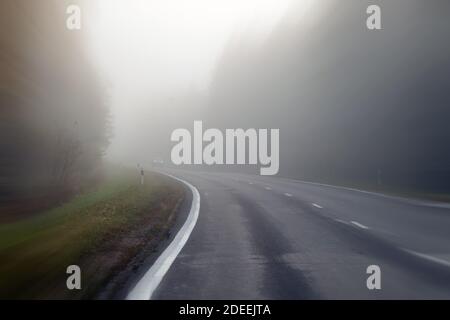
[87,0,450,193]
[87,0,293,165]
[3,0,450,219]
[1,0,109,217]
[206,0,450,191]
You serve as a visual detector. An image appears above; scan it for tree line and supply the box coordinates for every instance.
[0,0,109,218]
[205,0,450,192]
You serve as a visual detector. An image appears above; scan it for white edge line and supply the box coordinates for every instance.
[284,178,450,209]
[403,249,450,268]
[284,193,293,197]
[334,218,350,225]
[350,221,369,230]
[228,173,450,208]
[126,173,200,300]
[312,203,323,209]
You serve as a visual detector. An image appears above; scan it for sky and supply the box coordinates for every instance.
[82,0,450,189]
[86,0,294,163]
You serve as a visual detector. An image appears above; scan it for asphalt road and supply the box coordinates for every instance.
[147,169,450,299]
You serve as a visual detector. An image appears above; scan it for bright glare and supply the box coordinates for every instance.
[87,0,299,162]
[89,0,293,96]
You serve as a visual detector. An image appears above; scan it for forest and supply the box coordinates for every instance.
[0,0,109,220]
[202,0,450,193]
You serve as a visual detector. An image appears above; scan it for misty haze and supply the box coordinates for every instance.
[2,0,450,302]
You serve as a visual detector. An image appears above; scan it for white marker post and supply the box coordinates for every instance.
[140,168,145,185]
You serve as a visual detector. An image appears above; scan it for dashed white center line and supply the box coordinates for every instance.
[265,186,272,190]
[249,182,254,185]
[284,193,293,197]
[312,203,323,209]
[350,221,369,230]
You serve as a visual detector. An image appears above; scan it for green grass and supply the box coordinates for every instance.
[0,165,184,299]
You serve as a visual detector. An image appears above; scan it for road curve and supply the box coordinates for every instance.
[126,173,200,300]
[143,170,450,299]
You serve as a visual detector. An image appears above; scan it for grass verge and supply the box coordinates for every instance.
[0,165,184,299]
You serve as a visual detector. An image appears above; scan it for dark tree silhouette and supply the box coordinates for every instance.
[0,0,110,218]
[206,0,450,192]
